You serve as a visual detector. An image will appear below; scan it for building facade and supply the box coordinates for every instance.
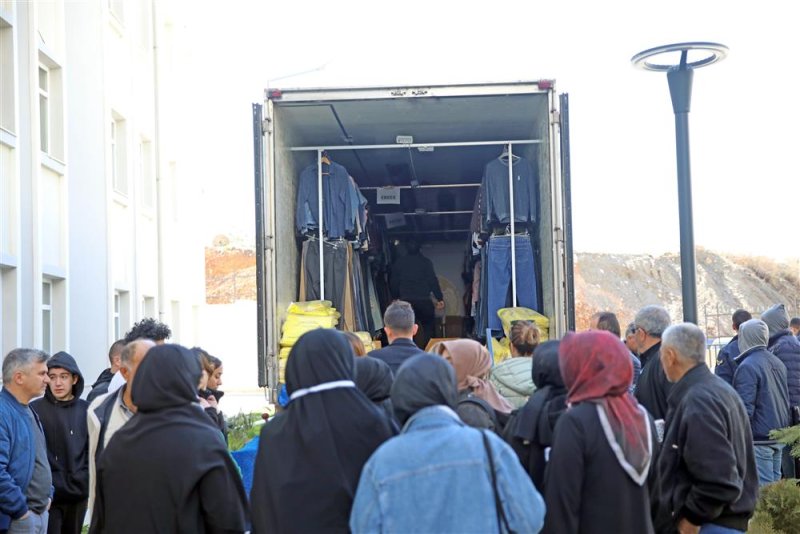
[0,0,204,384]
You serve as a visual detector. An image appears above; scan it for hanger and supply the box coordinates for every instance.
[320,150,331,176]
[499,145,520,162]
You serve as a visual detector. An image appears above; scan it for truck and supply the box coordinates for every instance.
[252,81,575,398]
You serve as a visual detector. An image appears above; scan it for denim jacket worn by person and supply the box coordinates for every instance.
[350,405,545,533]
[295,160,355,239]
[481,156,538,228]
[0,388,37,530]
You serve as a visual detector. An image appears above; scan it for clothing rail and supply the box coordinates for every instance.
[287,139,542,152]
[508,144,516,306]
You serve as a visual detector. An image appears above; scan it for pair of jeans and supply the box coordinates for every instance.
[486,235,538,330]
[699,524,744,533]
[7,510,48,534]
[754,443,783,486]
[302,239,348,327]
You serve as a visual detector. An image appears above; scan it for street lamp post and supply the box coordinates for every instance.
[632,42,728,324]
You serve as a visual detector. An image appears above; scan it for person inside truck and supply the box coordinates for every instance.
[389,240,445,349]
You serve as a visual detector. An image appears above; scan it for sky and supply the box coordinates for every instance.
[170,0,799,263]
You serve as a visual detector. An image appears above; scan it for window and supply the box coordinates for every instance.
[37,53,64,160]
[139,139,154,209]
[41,280,52,353]
[111,114,127,195]
[0,20,14,133]
[114,290,131,338]
[141,296,155,318]
[113,291,121,339]
[38,66,49,152]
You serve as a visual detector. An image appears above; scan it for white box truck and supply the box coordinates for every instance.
[253,81,575,396]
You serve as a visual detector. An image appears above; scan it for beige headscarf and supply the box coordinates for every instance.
[432,339,513,414]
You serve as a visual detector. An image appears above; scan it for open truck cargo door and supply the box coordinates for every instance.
[559,93,575,331]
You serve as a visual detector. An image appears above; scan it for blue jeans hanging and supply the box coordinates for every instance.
[486,235,538,330]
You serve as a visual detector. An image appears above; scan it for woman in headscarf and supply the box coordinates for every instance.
[250,329,394,534]
[350,354,545,533]
[502,340,567,490]
[490,321,540,408]
[542,331,657,534]
[354,356,399,432]
[432,339,513,431]
[90,344,250,534]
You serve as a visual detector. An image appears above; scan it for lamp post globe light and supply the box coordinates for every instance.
[631,42,729,324]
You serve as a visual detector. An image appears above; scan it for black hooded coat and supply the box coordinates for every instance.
[89,344,250,534]
[503,340,568,490]
[355,356,399,431]
[250,329,394,534]
[30,351,89,504]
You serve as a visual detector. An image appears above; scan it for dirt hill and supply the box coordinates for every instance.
[575,249,800,336]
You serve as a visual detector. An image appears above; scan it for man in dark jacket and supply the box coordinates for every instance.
[761,303,800,408]
[732,319,791,486]
[86,340,124,403]
[31,351,90,534]
[368,301,425,375]
[656,323,758,534]
[714,309,751,385]
[633,305,672,420]
[389,241,444,349]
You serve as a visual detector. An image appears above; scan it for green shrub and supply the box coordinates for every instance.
[771,424,800,460]
[226,411,265,452]
[750,479,800,534]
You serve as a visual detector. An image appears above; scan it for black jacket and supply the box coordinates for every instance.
[655,365,757,533]
[368,338,425,376]
[768,330,800,408]
[542,403,656,534]
[30,351,89,504]
[389,253,443,301]
[91,344,249,533]
[635,342,672,420]
[86,369,115,403]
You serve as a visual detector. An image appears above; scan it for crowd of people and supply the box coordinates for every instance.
[1,301,799,533]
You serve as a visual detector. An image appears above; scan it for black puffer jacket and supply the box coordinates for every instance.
[654,364,757,533]
[30,351,90,504]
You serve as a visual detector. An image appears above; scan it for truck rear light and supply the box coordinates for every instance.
[269,89,283,99]
[538,80,553,90]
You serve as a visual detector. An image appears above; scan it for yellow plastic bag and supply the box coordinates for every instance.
[353,331,377,352]
[286,301,340,317]
[280,315,338,347]
[490,337,511,365]
[497,307,550,341]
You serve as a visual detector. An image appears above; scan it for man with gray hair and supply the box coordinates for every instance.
[732,319,790,486]
[761,303,800,409]
[655,324,757,534]
[0,349,53,533]
[368,301,424,375]
[86,339,155,516]
[632,305,672,420]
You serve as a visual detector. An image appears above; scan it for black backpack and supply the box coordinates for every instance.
[457,393,501,433]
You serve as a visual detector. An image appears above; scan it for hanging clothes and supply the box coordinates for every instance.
[485,234,539,330]
[481,155,538,228]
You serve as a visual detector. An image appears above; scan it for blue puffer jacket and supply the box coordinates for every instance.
[0,388,36,530]
[733,347,790,442]
[768,330,800,408]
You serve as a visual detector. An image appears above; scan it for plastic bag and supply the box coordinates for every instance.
[490,337,512,365]
[286,300,340,317]
[497,307,550,341]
